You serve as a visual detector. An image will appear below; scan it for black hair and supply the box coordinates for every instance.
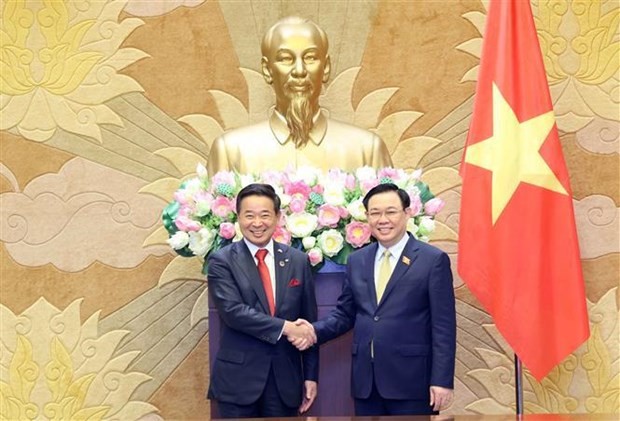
[362,183,410,210]
[236,183,281,214]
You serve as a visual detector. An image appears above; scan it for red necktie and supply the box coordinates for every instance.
[255,249,275,315]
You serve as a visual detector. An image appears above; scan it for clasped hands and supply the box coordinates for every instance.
[283,319,316,350]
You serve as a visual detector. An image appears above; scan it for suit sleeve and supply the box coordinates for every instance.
[207,251,285,344]
[313,259,357,344]
[300,257,319,382]
[429,252,456,388]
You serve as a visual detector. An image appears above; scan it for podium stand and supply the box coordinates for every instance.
[208,268,354,417]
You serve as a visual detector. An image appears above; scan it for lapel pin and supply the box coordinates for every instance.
[277,248,283,253]
[279,261,286,267]
[402,256,411,266]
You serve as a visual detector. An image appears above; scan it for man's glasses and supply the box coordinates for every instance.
[367,209,405,221]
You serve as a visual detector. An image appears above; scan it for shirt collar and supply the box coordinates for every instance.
[376,232,409,262]
[269,108,327,146]
[244,239,275,259]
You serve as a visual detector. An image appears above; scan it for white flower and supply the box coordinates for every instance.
[167,231,190,250]
[347,198,367,221]
[355,166,377,181]
[196,163,208,180]
[418,216,436,236]
[302,236,317,250]
[286,213,319,238]
[294,166,321,185]
[317,229,344,257]
[407,218,419,236]
[239,174,256,187]
[188,228,216,257]
[233,222,243,242]
[323,185,346,206]
[194,195,213,217]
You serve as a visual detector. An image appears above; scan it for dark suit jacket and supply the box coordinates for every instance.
[207,240,318,407]
[314,234,455,400]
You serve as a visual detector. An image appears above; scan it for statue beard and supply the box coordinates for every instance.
[284,80,315,148]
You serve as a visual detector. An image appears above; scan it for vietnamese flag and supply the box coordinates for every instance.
[458,0,589,381]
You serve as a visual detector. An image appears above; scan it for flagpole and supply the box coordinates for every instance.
[514,354,524,415]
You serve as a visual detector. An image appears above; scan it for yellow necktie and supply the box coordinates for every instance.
[376,249,392,302]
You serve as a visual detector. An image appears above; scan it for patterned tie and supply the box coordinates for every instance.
[255,249,275,315]
[376,249,392,303]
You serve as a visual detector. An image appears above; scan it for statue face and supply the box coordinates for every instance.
[262,22,330,115]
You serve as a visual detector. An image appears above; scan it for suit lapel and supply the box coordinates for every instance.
[378,235,420,306]
[364,243,379,307]
[231,241,270,314]
[274,242,292,314]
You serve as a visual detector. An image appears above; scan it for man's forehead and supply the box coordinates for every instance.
[271,23,323,50]
[368,192,402,208]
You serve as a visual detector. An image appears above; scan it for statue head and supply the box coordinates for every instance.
[261,17,331,147]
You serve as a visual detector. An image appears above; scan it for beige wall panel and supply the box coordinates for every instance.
[121,2,247,123]
[0,245,172,321]
[354,0,483,135]
[0,132,73,190]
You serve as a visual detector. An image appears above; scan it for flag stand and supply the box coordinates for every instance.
[515,354,524,415]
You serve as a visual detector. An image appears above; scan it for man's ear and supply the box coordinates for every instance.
[322,54,331,84]
[261,57,273,84]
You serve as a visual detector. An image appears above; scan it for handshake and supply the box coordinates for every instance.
[283,319,316,351]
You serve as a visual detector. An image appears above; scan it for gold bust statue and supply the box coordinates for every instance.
[207,16,393,175]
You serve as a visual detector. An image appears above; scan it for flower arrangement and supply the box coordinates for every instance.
[163,165,444,273]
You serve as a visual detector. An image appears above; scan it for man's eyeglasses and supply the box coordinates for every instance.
[367,209,405,220]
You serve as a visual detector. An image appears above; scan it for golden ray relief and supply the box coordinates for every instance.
[0,298,160,421]
[0,0,147,142]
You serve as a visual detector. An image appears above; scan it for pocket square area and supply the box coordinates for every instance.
[288,278,301,287]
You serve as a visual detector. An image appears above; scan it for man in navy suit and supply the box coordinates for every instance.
[207,183,318,418]
[298,183,456,416]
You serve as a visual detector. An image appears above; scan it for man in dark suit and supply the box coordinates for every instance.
[297,183,456,416]
[207,183,318,418]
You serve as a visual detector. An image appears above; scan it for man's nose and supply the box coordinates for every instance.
[291,57,307,77]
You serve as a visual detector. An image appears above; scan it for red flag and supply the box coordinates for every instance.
[458,0,589,380]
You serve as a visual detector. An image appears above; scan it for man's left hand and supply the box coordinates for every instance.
[429,385,453,411]
[299,380,317,414]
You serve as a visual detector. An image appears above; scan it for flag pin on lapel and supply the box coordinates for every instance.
[402,256,411,265]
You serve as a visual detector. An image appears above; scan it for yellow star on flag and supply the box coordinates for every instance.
[465,83,568,224]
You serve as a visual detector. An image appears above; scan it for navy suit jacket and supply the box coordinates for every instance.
[207,240,318,407]
[314,234,456,400]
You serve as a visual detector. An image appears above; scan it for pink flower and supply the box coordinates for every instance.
[338,206,349,218]
[344,174,356,190]
[424,197,445,216]
[307,247,323,266]
[326,168,348,184]
[409,194,422,216]
[212,196,235,218]
[260,170,286,186]
[212,171,235,187]
[378,167,400,180]
[345,221,372,248]
[273,225,292,245]
[285,180,311,199]
[289,197,307,213]
[317,204,341,228]
[174,215,201,232]
[311,184,324,194]
[219,222,236,239]
[360,179,380,194]
[174,190,191,205]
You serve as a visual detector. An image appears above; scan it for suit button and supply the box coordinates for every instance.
[374,316,379,322]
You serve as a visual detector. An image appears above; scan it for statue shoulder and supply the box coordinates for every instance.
[215,120,273,145]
